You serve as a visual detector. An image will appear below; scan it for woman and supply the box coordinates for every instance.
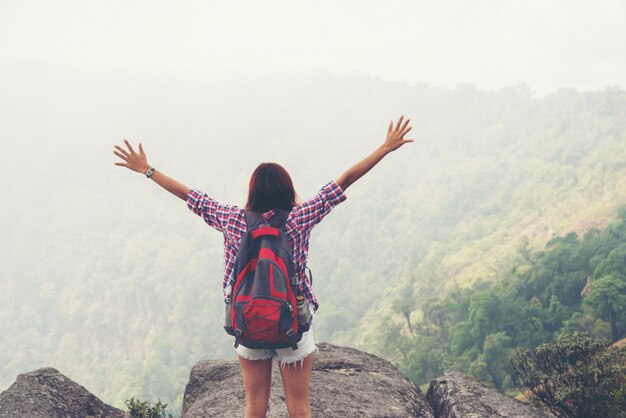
[113,115,413,418]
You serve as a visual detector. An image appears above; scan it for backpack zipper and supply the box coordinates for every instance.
[234,295,294,317]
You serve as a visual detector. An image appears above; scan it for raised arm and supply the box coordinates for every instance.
[113,139,190,200]
[336,115,413,191]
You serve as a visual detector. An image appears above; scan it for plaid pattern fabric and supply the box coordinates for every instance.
[186,180,347,311]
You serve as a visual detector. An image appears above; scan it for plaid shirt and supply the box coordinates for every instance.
[186,180,347,311]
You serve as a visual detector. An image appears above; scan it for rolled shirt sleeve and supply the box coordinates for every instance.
[291,180,347,232]
[186,188,241,233]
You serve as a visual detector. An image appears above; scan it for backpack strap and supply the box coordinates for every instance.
[245,210,292,239]
[268,209,291,229]
[244,211,265,230]
[244,210,291,229]
[305,266,314,285]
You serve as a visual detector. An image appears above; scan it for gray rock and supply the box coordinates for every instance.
[426,371,554,418]
[1,350,563,418]
[182,342,434,417]
[0,367,130,418]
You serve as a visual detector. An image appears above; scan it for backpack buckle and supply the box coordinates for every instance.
[286,329,298,350]
[233,329,243,349]
[291,275,300,286]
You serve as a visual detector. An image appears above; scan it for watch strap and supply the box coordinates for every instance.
[145,167,156,178]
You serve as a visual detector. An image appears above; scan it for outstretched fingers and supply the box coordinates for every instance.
[401,117,410,132]
[113,150,128,161]
[124,139,136,154]
[114,145,129,157]
[113,139,150,174]
[384,115,415,152]
[394,115,404,131]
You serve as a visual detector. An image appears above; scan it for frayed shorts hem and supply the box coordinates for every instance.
[235,327,317,367]
[277,344,318,368]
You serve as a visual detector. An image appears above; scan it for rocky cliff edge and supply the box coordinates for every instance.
[0,343,554,417]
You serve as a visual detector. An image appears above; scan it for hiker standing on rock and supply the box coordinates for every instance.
[113,115,413,418]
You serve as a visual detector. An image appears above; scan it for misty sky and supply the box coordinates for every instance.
[1,0,625,95]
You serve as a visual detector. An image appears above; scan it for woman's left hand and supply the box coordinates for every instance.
[113,140,150,174]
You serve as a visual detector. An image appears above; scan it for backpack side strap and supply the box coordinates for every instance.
[286,328,298,350]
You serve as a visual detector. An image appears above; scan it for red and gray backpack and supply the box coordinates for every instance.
[224,210,311,350]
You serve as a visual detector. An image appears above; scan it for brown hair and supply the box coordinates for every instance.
[245,162,299,213]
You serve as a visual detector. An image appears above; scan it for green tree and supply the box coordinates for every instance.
[403,335,448,384]
[467,291,500,341]
[450,321,473,356]
[584,274,626,339]
[468,357,491,385]
[482,332,513,390]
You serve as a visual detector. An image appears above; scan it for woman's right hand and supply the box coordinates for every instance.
[113,139,151,174]
[337,115,414,191]
[381,115,414,154]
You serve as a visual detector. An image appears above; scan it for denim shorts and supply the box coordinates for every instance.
[235,303,317,367]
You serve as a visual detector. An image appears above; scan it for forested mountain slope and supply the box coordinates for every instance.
[1,67,625,413]
[360,209,626,389]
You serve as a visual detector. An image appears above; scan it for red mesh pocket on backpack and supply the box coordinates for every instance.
[242,298,287,343]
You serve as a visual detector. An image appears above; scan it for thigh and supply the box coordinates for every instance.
[238,356,273,417]
[276,327,316,417]
[279,353,314,417]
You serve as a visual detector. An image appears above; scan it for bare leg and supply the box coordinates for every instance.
[238,356,273,418]
[279,353,314,418]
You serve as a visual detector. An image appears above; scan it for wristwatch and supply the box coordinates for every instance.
[145,167,156,178]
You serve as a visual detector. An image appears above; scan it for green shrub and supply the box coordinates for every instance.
[510,332,626,418]
[125,396,174,418]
